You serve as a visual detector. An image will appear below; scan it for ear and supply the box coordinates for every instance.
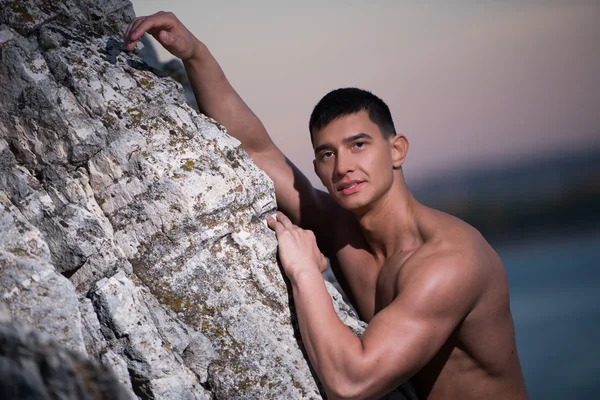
[390,134,409,169]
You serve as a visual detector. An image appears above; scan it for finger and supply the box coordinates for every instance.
[276,211,294,230]
[267,216,283,232]
[128,16,149,42]
[124,17,142,47]
[268,218,287,238]
[125,18,147,50]
[266,215,276,230]
[131,12,175,44]
[319,253,328,272]
[125,16,143,37]
[125,16,142,41]
[158,29,172,46]
[125,17,153,50]
[124,20,134,43]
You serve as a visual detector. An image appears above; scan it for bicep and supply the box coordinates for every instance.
[360,299,458,383]
[352,264,480,396]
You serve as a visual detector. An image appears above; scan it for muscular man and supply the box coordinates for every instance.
[124,12,528,400]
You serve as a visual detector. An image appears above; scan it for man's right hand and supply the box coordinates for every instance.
[124,11,203,61]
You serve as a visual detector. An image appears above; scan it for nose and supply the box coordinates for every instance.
[333,150,354,178]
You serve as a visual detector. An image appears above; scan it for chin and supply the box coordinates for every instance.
[334,193,373,213]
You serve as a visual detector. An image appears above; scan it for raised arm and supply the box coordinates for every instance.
[123,12,333,237]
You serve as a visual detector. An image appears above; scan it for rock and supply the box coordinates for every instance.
[138,36,197,110]
[0,192,86,354]
[0,321,130,400]
[0,0,414,399]
[89,271,211,399]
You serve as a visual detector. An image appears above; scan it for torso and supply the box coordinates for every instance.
[327,206,528,399]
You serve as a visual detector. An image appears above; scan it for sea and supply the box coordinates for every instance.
[496,229,600,399]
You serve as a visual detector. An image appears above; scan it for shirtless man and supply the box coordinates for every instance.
[125,12,528,400]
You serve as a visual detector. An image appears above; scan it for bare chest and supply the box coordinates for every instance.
[373,250,417,313]
[333,237,419,320]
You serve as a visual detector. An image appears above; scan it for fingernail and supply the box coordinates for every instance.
[263,216,271,229]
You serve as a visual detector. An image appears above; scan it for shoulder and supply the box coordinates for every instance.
[399,221,492,314]
[416,206,495,266]
[393,247,483,322]
[406,243,483,289]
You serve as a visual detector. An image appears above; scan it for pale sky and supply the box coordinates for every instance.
[131,1,600,186]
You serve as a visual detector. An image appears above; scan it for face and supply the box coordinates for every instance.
[312,111,405,212]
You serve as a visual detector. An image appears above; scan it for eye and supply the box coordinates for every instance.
[352,141,365,149]
[321,151,334,160]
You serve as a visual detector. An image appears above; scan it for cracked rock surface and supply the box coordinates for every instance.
[0,0,414,399]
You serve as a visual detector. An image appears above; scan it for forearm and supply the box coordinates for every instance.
[291,270,367,397]
[183,43,275,155]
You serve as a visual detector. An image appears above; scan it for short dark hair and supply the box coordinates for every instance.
[309,88,396,144]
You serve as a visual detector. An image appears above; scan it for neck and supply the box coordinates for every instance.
[354,171,423,261]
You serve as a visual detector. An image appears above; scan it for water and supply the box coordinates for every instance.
[496,230,600,399]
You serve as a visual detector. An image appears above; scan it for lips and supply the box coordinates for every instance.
[337,181,364,196]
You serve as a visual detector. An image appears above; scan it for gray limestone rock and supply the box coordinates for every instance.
[0,321,130,400]
[0,0,414,399]
[0,192,86,354]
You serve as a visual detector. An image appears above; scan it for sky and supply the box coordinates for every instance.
[131,1,600,187]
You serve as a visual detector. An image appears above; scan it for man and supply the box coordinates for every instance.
[124,12,528,400]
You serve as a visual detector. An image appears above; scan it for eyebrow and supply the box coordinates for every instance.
[314,132,373,155]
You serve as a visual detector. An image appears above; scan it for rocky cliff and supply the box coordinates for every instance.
[0,1,413,399]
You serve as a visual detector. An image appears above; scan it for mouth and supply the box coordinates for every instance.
[338,181,364,196]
